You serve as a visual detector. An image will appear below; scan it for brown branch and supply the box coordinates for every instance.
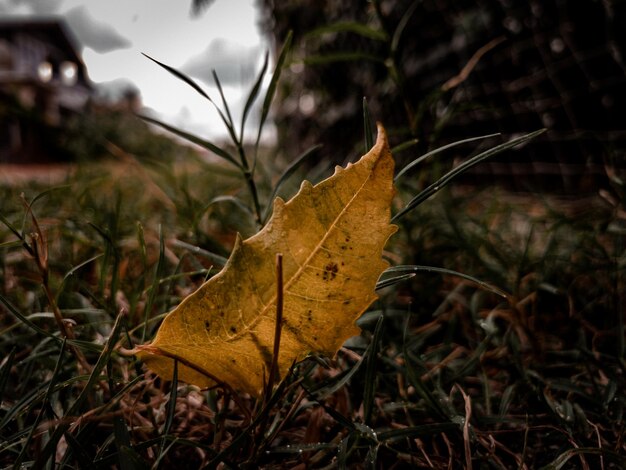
[442,36,506,91]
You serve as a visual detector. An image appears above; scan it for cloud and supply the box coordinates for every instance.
[94,77,140,102]
[181,38,262,87]
[5,0,64,15]
[64,5,131,53]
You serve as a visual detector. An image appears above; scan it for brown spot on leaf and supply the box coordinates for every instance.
[322,262,339,281]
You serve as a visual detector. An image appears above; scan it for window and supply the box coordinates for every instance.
[60,61,78,85]
[37,61,53,82]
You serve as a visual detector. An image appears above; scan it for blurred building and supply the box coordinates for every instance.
[0,18,92,163]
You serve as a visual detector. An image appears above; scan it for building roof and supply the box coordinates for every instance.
[0,18,83,61]
[0,17,91,87]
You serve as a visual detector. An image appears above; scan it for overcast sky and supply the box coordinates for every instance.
[0,0,269,141]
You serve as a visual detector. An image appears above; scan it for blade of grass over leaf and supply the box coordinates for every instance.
[265,254,284,403]
[393,129,546,221]
[394,133,500,181]
[384,265,510,298]
[139,114,241,169]
[306,21,389,41]
[261,144,323,223]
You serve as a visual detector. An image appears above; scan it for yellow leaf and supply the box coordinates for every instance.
[135,123,397,395]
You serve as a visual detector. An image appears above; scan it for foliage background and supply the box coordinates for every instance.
[259,0,626,193]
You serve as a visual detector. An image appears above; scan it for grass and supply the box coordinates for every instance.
[0,145,624,468]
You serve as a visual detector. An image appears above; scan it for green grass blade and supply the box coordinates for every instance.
[306,21,388,41]
[240,51,269,140]
[384,265,510,298]
[538,447,626,470]
[363,315,384,425]
[394,133,500,181]
[307,353,366,400]
[254,31,293,162]
[0,212,32,254]
[402,326,450,420]
[261,144,323,223]
[32,312,125,468]
[0,293,63,342]
[304,52,385,65]
[27,185,71,208]
[13,339,66,469]
[110,346,134,469]
[390,0,420,55]
[163,360,178,437]
[208,195,254,217]
[170,239,228,267]
[139,114,241,169]
[391,138,419,154]
[13,341,66,469]
[377,423,459,442]
[143,53,212,101]
[63,430,95,468]
[212,70,239,145]
[269,442,337,454]
[142,225,166,342]
[0,382,48,431]
[118,445,150,470]
[0,347,15,405]
[55,253,104,303]
[363,97,374,153]
[143,52,245,138]
[136,221,148,276]
[375,273,415,290]
[392,129,546,221]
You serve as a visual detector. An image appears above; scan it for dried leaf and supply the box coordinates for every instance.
[136,124,397,395]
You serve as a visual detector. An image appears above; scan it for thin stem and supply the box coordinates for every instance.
[41,273,91,373]
[23,197,91,372]
[265,253,284,401]
[240,156,263,228]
